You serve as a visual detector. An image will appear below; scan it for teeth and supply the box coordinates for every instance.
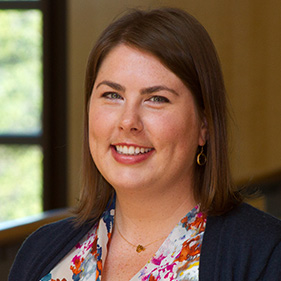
[115,145,152,155]
[128,146,134,154]
[123,146,128,154]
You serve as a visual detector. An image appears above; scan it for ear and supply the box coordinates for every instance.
[198,117,208,146]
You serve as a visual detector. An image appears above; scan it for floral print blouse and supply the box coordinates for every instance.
[41,198,206,281]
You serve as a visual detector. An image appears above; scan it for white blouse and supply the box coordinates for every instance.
[41,199,206,281]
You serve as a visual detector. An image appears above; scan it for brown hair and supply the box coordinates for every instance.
[75,7,243,224]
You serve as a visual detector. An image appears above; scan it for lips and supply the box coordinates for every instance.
[111,144,154,164]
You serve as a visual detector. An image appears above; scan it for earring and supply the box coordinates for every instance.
[197,146,207,166]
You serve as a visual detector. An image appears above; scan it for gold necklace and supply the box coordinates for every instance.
[115,223,166,253]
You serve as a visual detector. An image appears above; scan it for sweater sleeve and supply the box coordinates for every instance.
[200,203,281,281]
[259,240,281,280]
[9,224,51,281]
[8,218,93,281]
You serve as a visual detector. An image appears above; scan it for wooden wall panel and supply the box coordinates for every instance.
[67,0,281,205]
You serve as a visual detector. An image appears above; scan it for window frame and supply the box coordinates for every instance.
[0,0,67,214]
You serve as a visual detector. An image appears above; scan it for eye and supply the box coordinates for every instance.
[148,96,170,103]
[102,92,123,100]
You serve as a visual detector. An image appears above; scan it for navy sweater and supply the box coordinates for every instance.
[9,203,281,280]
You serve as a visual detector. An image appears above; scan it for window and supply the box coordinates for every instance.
[0,0,67,222]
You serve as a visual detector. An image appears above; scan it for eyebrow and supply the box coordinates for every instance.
[140,85,179,96]
[96,80,126,92]
[96,80,179,96]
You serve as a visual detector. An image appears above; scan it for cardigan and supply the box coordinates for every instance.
[9,203,281,281]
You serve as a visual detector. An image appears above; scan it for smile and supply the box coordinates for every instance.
[115,145,153,155]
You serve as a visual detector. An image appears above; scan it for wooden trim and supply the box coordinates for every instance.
[42,0,68,210]
[0,209,69,246]
[0,134,42,145]
[0,1,41,10]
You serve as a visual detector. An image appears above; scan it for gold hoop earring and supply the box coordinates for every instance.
[197,146,207,166]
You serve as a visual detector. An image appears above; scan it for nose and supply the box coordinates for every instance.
[118,103,143,133]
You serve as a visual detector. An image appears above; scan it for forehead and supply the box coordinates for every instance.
[95,44,181,86]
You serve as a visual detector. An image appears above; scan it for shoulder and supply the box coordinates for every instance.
[200,203,281,280]
[26,217,77,243]
[9,218,95,281]
[205,203,281,248]
[16,217,78,254]
[220,203,281,239]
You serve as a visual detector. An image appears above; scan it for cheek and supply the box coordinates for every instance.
[89,113,103,138]
[147,111,197,143]
[88,108,112,168]
[89,106,112,138]
[148,111,201,167]
[88,109,111,158]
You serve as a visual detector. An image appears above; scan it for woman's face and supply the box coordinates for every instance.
[89,44,207,192]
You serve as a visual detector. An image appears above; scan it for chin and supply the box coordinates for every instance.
[107,177,151,193]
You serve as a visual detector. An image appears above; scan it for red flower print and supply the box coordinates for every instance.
[70,255,84,275]
[91,236,98,257]
[189,213,206,232]
[174,236,201,262]
[95,260,103,281]
[149,274,158,281]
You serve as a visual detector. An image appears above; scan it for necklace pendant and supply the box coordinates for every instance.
[136,244,145,253]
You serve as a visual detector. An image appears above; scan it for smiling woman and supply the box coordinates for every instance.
[80,8,234,224]
[89,44,206,196]
[9,7,281,281]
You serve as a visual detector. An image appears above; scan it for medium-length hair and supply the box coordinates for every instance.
[75,7,243,224]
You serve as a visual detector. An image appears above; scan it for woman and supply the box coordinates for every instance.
[10,7,281,281]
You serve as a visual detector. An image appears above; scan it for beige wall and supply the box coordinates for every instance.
[67,0,281,206]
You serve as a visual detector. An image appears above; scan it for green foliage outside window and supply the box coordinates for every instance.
[0,10,43,222]
[0,10,42,133]
[0,145,42,222]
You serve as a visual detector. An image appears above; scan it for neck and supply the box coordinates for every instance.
[114,181,196,241]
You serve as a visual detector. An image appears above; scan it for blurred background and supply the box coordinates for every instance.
[0,0,280,278]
